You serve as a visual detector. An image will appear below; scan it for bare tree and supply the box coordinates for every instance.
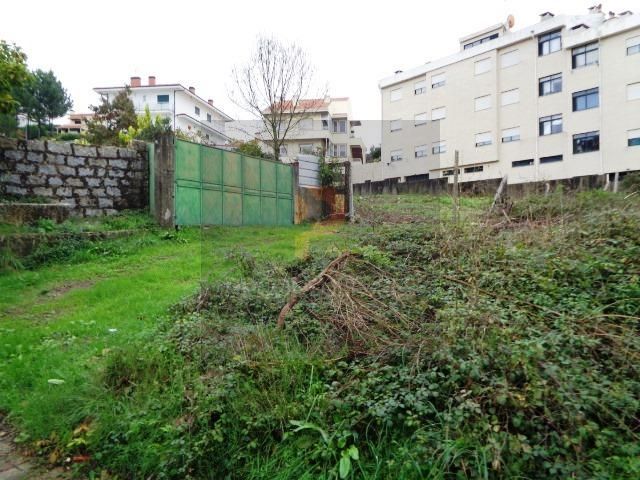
[230,35,326,162]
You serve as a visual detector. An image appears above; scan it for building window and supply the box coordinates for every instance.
[464,33,498,50]
[406,173,429,182]
[194,106,200,116]
[628,129,640,146]
[475,131,492,147]
[414,80,426,95]
[501,88,520,106]
[414,112,428,126]
[500,50,519,68]
[207,113,212,123]
[627,36,640,55]
[157,94,170,103]
[464,165,484,173]
[572,88,599,111]
[539,73,562,96]
[390,119,402,132]
[512,159,534,167]
[573,131,600,154]
[299,143,314,154]
[390,149,403,162]
[390,88,402,102]
[539,114,562,136]
[628,82,640,101]
[538,29,562,56]
[540,154,563,163]
[475,95,491,111]
[502,127,520,143]
[332,119,347,133]
[431,73,446,88]
[331,143,347,157]
[279,145,288,156]
[431,107,446,121]
[321,119,329,130]
[572,42,599,69]
[474,58,492,75]
[414,144,428,158]
[299,118,313,130]
[432,141,446,154]
[442,168,460,176]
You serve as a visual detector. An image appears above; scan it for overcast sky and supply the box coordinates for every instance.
[1,0,632,147]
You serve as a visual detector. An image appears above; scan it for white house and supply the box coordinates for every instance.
[94,76,233,145]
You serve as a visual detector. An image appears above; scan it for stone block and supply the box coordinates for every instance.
[38,164,57,175]
[67,156,87,167]
[16,163,35,173]
[72,145,98,157]
[27,151,44,162]
[98,146,119,158]
[48,177,64,187]
[79,197,97,207]
[84,208,103,217]
[118,148,137,159]
[88,157,107,168]
[104,178,118,186]
[78,167,94,177]
[5,150,25,161]
[47,141,73,155]
[108,168,125,178]
[91,188,106,197]
[98,197,114,208]
[27,139,46,151]
[27,174,47,186]
[46,153,67,165]
[61,198,76,207]
[109,159,128,169]
[74,188,89,197]
[56,187,72,197]
[104,209,119,216]
[3,174,21,184]
[106,186,121,196]
[58,165,76,176]
[86,177,101,187]
[66,178,84,187]
[6,185,27,195]
[33,187,53,197]
[121,179,130,186]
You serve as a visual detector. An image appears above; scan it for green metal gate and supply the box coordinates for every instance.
[174,139,294,226]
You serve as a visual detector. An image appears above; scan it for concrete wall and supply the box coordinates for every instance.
[0,137,148,216]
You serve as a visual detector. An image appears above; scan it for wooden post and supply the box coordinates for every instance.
[344,161,354,222]
[453,150,460,224]
[490,175,508,214]
[155,133,176,228]
[613,172,620,193]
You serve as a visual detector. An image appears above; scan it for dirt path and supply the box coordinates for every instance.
[0,434,68,480]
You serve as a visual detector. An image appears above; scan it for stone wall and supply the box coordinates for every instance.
[0,137,148,216]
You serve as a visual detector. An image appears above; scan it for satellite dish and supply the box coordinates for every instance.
[507,14,515,29]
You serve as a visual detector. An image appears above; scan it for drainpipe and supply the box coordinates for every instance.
[533,31,540,184]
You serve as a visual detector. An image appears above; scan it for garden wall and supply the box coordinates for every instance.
[0,137,148,216]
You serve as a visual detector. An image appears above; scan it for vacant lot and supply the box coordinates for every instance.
[1,191,639,479]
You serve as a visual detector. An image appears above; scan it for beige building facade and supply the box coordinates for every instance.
[259,97,366,163]
[357,7,640,185]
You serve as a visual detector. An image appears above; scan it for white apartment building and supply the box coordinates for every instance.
[94,76,233,145]
[357,7,640,185]
[258,97,367,163]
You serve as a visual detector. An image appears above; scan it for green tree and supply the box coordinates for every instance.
[135,105,172,141]
[86,87,137,145]
[16,69,73,135]
[0,41,29,115]
[234,139,266,158]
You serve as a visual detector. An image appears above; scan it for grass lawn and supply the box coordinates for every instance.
[0,222,339,442]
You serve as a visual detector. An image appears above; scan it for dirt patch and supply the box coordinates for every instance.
[39,280,96,300]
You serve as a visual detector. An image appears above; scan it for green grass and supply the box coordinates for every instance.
[0,222,338,444]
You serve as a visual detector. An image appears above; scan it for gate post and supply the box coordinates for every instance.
[344,161,354,221]
[154,133,176,228]
[292,161,301,224]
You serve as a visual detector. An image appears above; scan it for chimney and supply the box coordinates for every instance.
[130,76,141,87]
[588,4,602,14]
[148,75,156,86]
[188,86,195,94]
[207,99,213,106]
